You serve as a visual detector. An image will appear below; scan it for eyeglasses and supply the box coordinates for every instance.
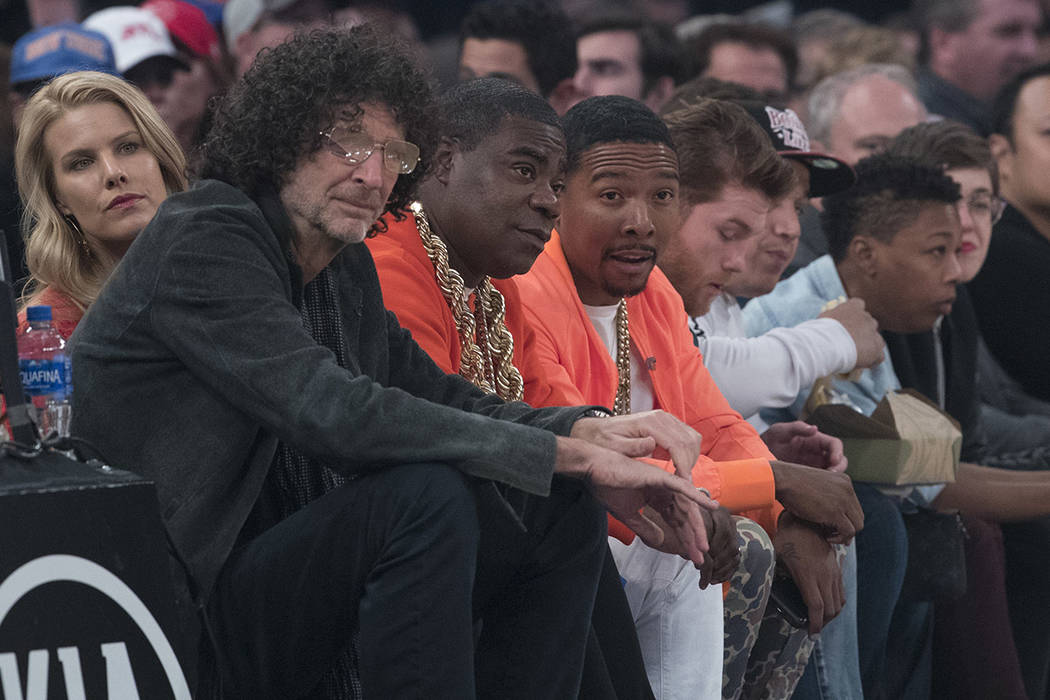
[965,192,1006,226]
[320,128,420,175]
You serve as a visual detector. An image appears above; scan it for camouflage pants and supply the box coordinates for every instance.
[723,518,844,700]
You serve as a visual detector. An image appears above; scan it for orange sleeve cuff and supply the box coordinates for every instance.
[710,459,775,514]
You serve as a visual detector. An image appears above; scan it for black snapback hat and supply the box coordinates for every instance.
[738,101,856,197]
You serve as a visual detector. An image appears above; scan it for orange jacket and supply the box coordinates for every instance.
[517,231,783,542]
[367,213,539,380]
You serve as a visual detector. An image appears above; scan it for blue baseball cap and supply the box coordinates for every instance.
[10,24,118,87]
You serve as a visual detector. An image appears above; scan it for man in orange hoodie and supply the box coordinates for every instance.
[516,95,863,698]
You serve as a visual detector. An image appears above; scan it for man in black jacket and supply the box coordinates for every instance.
[70,28,715,699]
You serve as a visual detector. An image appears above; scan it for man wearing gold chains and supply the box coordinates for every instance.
[72,31,721,698]
[369,78,727,697]
[516,96,865,699]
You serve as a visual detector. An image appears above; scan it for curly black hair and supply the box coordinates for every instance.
[823,153,961,262]
[200,26,437,232]
[440,78,561,152]
[460,0,576,98]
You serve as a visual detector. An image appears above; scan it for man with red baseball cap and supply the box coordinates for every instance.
[141,0,232,153]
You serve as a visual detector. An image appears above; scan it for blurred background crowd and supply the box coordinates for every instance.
[1,0,1047,285]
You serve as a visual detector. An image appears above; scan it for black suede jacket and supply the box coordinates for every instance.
[70,179,590,651]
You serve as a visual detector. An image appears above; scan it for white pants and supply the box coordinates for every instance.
[609,536,724,700]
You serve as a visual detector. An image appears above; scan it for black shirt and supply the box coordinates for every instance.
[968,203,1050,402]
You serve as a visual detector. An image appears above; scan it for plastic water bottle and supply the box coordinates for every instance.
[17,305,72,438]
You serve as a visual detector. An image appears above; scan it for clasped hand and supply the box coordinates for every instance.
[560,410,719,566]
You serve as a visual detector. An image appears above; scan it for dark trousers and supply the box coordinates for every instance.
[854,483,909,700]
[793,483,909,700]
[933,516,1027,700]
[1003,517,1050,699]
[207,463,607,699]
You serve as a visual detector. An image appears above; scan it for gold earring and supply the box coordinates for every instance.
[65,216,92,256]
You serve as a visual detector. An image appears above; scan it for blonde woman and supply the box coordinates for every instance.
[15,70,187,337]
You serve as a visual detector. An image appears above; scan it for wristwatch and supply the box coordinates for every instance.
[582,408,612,419]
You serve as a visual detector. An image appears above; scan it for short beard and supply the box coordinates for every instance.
[601,279,648,300]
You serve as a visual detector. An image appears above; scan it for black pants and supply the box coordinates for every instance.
[207,463,607,699]
[1002,517,1050,699]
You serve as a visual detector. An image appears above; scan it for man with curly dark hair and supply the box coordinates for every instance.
[458,0,578,113]
[69,26,719,699]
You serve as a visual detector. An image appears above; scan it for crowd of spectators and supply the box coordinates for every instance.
[3,0,1050,698]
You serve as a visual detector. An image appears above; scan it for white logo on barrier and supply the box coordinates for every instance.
[0,554,190,700]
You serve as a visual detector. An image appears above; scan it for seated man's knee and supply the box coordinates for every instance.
[734,516,776,587]
[854,483,908,574]
[371,463,479,542]
[547,476,608,546]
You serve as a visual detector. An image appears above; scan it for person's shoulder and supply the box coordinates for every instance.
[16,287,83,339]
[993,206,1049,252]
[142,181,263,244]
[975,207,1050,292]
[516,244,563,301]
[493,275,523,307]
[367,213,429,268]
[754,258,824,306]
[153,181,284,254]
[743,257,833,331]
[637,266,687,321]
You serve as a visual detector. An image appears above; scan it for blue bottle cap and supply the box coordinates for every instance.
[25,305,52,321]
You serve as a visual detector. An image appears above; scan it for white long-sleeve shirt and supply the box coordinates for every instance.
[690,293,857,426]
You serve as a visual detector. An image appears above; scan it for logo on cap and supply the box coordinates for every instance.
[23,31,109,64]
[764,106,810,151]
[121,22,165,42]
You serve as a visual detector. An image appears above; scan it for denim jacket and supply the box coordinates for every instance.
[740,256,943,507]
[741,255,901,422]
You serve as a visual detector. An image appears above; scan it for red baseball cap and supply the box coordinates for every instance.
[142,0,221,62]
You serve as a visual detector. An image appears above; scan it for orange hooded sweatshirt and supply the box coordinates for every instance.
[517,231,783,542]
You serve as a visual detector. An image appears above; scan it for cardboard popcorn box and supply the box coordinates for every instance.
[807,389,962,485]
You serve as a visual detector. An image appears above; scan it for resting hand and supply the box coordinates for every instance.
[770,460,864,543]
[555,436,717,566]
[762,422,847,473]
[643,503,740,586]
[570,410,702,481]
[774,513,845,635]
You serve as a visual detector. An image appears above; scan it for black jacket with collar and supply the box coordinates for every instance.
[70,179,591,654]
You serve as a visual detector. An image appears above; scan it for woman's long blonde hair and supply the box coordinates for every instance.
[15,71,188,311]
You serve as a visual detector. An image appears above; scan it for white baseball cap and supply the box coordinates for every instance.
[83,6,182,74]
[223,0,299,53]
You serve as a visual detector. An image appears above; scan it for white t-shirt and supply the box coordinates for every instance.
[583,302,655,413]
